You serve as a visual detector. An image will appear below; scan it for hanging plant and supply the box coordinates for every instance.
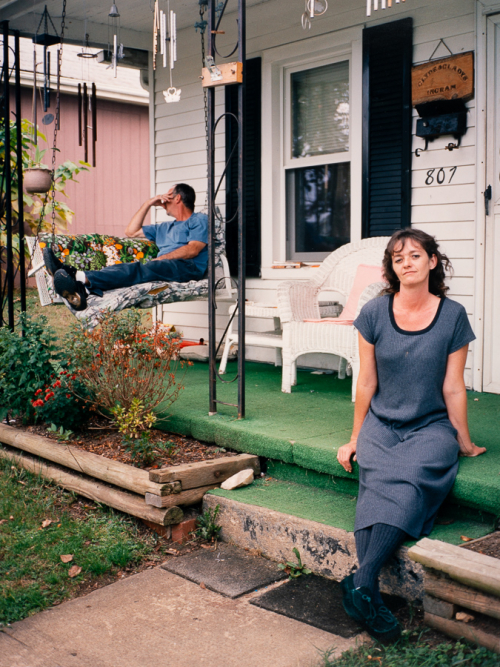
[24,145,53,194]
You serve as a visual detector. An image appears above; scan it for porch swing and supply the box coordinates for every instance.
[27,4,235,330]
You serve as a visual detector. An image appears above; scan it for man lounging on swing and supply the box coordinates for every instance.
[43,183,208,311]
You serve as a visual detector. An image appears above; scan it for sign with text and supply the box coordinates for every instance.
[412,52,474,106]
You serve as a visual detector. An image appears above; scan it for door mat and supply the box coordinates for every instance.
[251,574,362,638]
[162,543,287,599]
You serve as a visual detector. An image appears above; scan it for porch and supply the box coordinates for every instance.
[163,360,500,544]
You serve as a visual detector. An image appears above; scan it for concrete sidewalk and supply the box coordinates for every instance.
[0,566,361,667]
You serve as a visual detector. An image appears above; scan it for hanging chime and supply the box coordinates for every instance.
[77,82,97,167]
[159,2,180,102]
[108,1,123,77]
[301,0,328,30]
[366,0,406,17]
[33,5,61,112]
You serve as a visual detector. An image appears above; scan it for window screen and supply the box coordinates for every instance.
[291,61,349,159]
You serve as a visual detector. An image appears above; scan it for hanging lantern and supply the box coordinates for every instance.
[33,5,61,111]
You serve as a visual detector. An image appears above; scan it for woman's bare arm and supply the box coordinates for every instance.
[443,345,486,457]
[337,334,378,472]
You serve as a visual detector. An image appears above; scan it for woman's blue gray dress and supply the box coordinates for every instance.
[352,294,475,539]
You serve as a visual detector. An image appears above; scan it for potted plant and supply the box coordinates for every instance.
[24,146,54,194]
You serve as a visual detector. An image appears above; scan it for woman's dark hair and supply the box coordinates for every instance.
[381,228,452,298]
[173,183,196,211]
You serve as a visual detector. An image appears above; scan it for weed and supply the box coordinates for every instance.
[121,431,157,467]
[278,547,312,580]
[195,505,222,542]
[47,423,74,442]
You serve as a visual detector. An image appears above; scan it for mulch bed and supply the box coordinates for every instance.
[7,416,238,471]
[462,531,500,560]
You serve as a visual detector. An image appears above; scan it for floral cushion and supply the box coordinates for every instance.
[38,233,158,271]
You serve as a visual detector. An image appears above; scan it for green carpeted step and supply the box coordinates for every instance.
[209,477,496,546]
[161,361,500,517]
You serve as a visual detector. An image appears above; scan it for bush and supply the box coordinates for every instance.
[69,311,184,423]
[31,366,90,431]
[0,314,60,422]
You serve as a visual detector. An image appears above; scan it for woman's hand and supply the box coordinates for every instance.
[459,441,487,457]
[337,441,357,473]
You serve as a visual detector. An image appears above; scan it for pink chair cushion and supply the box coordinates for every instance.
[305,264,383,325]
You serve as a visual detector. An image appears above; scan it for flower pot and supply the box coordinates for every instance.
[24,167,53,194]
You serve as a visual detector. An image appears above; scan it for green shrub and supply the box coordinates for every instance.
[0,313,60,422]
[31,365,90,431]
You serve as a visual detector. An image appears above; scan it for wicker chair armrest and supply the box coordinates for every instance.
[277,280,321,323]
[354,281,386,319]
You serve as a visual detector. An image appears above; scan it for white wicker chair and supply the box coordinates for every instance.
[277,237,390,401]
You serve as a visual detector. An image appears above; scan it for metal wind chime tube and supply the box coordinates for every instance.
[366,0,403,17]
[207,0,217,415]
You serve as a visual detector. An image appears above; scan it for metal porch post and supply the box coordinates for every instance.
[207,0,217,415]
[237,0,246,418]
[2,21,14,331]
[14,31,26,316]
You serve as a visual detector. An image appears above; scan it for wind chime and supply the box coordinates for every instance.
[301,0,328,30]
[366,0,406,17]
[33,5,61,121]
[77,82,97,167]
[108,1,124,78]
[153,0,180,102]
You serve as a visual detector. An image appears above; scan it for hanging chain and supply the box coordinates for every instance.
[49,0,66,242]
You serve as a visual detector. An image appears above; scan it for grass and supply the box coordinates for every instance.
[0,456,159,625]
[319,629,500,666]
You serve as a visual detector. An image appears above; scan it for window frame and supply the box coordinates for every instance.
[260,31,363,280]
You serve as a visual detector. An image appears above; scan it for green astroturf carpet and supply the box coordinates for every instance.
[160,361,500,528]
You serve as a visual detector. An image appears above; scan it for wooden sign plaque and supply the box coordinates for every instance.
[412,52,474,106]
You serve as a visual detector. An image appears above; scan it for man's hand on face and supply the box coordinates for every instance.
[150,192,174,211]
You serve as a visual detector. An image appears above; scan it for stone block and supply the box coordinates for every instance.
[220,468,254,490]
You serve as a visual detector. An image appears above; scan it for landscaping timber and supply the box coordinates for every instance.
[0,423,171,496]
[149,453,260,488]
[0,444,182,526]
[424,571,500,621]
[145,484,220,508]
[408,538,500,597]
[425,612,500,655]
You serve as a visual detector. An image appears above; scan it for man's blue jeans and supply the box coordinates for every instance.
[85,259,205,297]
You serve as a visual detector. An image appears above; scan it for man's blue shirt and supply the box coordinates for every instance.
[143,212,208,275]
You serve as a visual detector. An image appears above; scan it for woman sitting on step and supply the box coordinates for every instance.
[337,228,486,642]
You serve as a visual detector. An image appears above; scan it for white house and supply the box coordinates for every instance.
[3,0,499,394]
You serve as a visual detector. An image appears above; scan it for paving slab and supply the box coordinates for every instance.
[251,574,361,638]
[162,543,287,598]
[0,567,361,667]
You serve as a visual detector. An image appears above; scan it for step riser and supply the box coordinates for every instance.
[204,495,425,602]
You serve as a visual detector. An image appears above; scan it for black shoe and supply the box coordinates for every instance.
[43,246,77,279]
[53,268,88,311]
[342,582,401,642]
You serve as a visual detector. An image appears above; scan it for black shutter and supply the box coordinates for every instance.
[225,57,261,277]
[362,18,412,238]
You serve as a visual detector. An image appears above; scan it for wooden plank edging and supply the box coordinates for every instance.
[149,453,260,487]
[145,484,220,508]
[424,612,500,655]
[0,444,184,526]
[408,538,500,598]
[0,423,169,496]
[424,571,500,621]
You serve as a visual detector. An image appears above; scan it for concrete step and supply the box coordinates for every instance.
[203,476,496,602]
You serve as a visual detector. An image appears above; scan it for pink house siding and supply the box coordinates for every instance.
[17,88,150,236]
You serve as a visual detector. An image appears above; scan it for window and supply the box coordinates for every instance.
[286,59,351,260]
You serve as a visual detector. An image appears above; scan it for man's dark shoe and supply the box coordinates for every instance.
[342,582,401,642]
[53,269,87,311]
[43,246,77,279]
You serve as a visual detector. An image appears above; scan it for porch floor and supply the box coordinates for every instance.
[163,361,500,523]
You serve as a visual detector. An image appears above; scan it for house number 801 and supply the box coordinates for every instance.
[425,167,457,185]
